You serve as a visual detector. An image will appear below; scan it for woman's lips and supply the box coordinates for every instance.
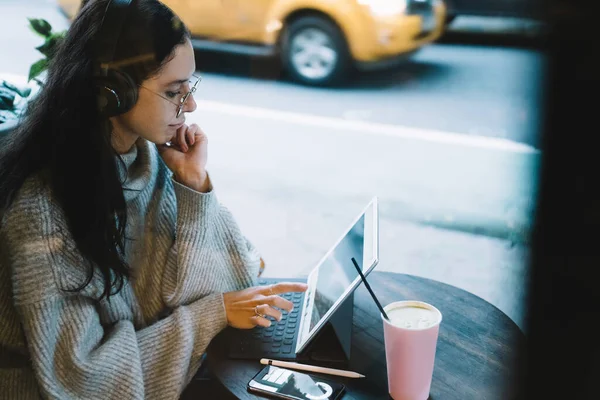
[169,121,185,129]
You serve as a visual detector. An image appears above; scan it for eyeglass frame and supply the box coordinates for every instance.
[140,74,202,118]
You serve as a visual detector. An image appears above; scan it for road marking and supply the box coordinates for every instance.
[196,100,539,154]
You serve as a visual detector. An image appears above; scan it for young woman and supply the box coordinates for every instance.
[0,0,306,398]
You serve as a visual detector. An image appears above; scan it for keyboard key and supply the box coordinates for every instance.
[272,342,281,347]
[283,339,294,345]
[282,345,293,354]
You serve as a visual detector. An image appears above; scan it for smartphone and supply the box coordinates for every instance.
[247,365,346,400]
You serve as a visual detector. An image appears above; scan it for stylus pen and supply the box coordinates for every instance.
[260,358,365,379]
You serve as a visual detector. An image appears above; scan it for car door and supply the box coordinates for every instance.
[161,0,228,39]
[219,0,278,43]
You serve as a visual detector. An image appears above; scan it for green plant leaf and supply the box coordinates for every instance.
[28,58,49,82]
[28,18,52,38]
[35,32,64,58]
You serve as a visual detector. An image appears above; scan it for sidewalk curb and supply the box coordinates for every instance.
[446,16,546,36]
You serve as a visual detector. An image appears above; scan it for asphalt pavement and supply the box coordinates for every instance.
[196,43,544,148]
[0,0,541,330]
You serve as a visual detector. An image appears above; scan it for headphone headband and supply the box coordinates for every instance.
[93,0,138,117]
[95,0,133,73]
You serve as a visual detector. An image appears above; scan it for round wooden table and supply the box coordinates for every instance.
[204,271,525,399]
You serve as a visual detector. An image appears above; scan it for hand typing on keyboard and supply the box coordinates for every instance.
[223,282,308,329]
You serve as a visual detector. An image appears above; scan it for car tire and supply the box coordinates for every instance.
[281,16,351,86]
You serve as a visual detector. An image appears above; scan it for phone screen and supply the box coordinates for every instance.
[248,365,345,400]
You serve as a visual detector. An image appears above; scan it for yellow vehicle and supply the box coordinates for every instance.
[58,0,446,86]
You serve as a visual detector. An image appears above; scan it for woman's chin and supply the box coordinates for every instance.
[162,134,175,145]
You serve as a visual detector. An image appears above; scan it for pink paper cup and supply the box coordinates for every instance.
[382,301,442,400]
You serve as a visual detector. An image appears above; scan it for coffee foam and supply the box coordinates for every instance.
[384,301,441,330]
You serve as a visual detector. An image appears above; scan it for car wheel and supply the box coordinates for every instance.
[282,16,351,86]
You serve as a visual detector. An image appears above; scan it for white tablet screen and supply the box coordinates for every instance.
[308,214,364,332]
[297,198,378,352]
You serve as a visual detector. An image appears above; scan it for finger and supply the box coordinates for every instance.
[258,284,276,296]
[262,295,295,313]
[251,315,272,328]
[170,130,180,146]
[257,304,283,322]
[177,125,188,152]
[189,123,202,135]
[193,131,207,146]
[185,125,196,146]
[270,282,309,295]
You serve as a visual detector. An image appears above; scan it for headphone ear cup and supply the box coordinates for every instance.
[95,69,138,117]
[95,77,121,117]
[111,69,138,114]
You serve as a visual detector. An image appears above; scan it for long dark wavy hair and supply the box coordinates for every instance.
[0,0,190,299]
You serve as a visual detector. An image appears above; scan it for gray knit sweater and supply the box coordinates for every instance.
[0,139,261,399]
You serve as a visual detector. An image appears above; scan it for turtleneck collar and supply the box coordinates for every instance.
[117,139,155,202]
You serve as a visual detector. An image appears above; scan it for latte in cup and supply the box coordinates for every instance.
[385,302,441,330]
[382,301,442,400]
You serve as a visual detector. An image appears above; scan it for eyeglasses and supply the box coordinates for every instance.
[141,74,201,118]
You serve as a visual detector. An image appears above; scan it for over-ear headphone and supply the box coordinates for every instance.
[94,0,138,117]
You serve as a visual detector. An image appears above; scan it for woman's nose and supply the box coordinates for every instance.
[184,94,197,114]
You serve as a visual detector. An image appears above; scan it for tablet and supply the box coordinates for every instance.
[295,197,379,353]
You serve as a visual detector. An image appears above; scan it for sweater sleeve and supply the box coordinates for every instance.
[161,178,261,307]
[4,182,228,399]
[16,292,226,400]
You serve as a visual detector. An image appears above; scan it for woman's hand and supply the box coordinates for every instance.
[223,282,309,329]
[157,123,210,192]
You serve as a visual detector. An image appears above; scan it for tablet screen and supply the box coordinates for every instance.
[297,198,378,352]
[308,214,364,332]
